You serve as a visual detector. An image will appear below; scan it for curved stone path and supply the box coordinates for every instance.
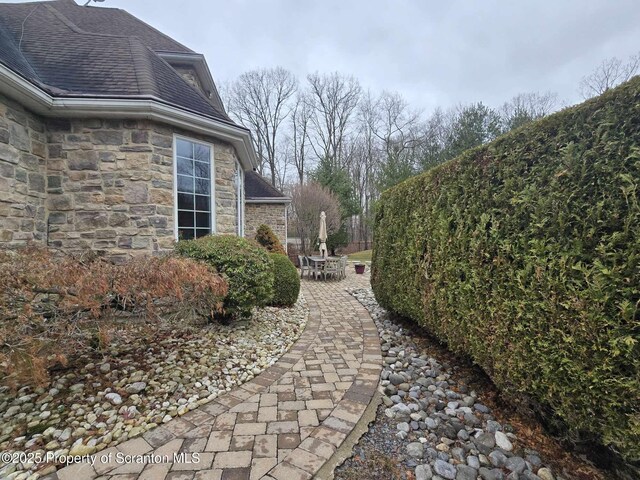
[47,272,381,480]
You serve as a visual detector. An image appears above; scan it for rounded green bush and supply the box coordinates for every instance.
[372,78,640,463]
[268,253,300,307]
[175,235,274,319]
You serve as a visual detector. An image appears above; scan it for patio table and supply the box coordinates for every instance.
[307,256,342,280]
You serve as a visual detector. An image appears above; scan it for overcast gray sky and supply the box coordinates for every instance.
[12,0,640,112]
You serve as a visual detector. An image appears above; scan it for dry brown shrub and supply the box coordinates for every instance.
[0,245,228,389]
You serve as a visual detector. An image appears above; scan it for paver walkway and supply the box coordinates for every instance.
[49,271,381,480]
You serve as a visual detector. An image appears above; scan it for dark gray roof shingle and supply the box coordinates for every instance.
[48,0,194,53]
[0,0,233,123]
[245,171,289,201]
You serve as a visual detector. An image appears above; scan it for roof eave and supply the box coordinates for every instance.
[0,63,258,170]
[245,197,291,204]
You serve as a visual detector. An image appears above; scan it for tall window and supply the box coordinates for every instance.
[175,137,214,239]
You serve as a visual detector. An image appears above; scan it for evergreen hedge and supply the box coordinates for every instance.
[176,235,273,320]
[268,253,300,307]
[372,78,640,462]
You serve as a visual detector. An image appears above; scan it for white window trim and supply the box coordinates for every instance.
[173,134,216,240]
[236,161,245,237]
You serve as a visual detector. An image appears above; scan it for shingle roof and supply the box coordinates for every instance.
[47,0,194,53]
[0,0,233,123]
[245,171,289,202]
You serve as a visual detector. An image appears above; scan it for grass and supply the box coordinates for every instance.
[348,250,372,262]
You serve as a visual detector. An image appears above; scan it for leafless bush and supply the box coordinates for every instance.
[0,245,228,388]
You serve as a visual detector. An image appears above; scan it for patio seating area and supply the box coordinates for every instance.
[298,255,348,281]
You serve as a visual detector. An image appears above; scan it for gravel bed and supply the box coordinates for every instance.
[336,287,571,480]
[0,295,308,479]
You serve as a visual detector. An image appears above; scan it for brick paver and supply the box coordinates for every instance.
[47,271,380,480]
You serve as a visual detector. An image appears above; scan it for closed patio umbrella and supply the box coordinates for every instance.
[319,211,328,258]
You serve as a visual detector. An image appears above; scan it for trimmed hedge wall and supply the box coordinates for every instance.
[372,78,640,462]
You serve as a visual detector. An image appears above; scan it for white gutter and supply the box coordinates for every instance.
[245,197,291,204]
[0,64,258,170]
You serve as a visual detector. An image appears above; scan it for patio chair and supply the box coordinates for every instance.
[322,258,340,281]
[307,256,322,280]
[298,255,310,279]
[339,256,348,279]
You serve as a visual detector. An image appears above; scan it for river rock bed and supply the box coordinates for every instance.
[0,295,308,480]
[335,288,598,480]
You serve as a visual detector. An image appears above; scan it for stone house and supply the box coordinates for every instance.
[0,0,289,261]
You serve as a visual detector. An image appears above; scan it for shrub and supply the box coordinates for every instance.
[176,235,274,319]
[0,246,228,388]
[372,78,640,462]
[255,224,286,254]
[268,253,300,307]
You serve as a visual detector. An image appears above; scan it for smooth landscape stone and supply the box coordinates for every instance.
[479,467,505,480]
[486,420,502,432]
[505,456,527,473]
[495,431,513,451]
[489,450,508,467]
[104,393,122,405]
[433,459,456,479]
[397,422,410,433]
[467,455,480,469]
[407,441,425,458]
[475,432,496,454]
[537,467,555,480]
[456,464,479,480]
[415,464,433,480]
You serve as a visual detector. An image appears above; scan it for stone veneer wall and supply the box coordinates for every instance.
[0,94,47,245]
[173,66,207,97]
[244,202,287,249]
[0,94,240,261]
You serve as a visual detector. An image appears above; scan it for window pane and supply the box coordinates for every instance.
[177,193,194,210]
[178,210,194,227]
[195,177,210,195]
[177,157,193,176]
[194,144,210,162]
[194,161,209,179]
[195,195,209,211]
[195,228,209,238]
[196,212,210,229]
[176,139,193,159]
[177,175,193,193]
[179,228,194,240]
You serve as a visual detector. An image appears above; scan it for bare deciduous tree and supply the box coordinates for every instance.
[579,52,640,99]
[371,91,425,190]
[224,67,297,186]
[306,72,361,167]
[500,91,559,130]
[290,93,312,184]
[289,183,341,254]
